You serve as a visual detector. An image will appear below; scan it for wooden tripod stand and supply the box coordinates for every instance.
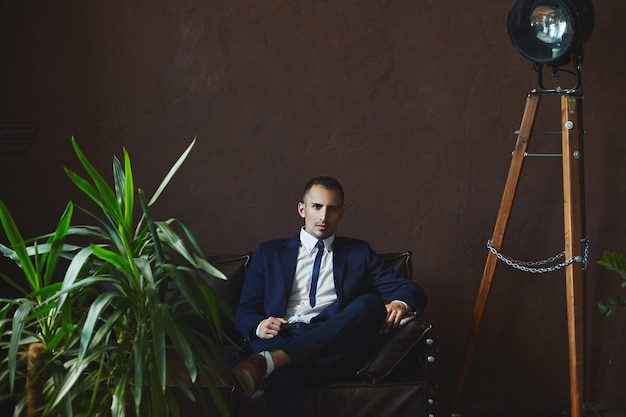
[452,90,587,417]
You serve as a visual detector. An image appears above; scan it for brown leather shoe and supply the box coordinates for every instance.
[232,354,267,397]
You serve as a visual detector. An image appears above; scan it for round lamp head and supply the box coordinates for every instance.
[507,0,594,67]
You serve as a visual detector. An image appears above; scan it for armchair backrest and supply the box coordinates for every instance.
[378,252,413,281]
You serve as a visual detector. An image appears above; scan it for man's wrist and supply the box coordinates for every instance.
[391,300,412,313]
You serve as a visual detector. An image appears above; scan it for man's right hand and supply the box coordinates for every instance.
[258,317,288,339]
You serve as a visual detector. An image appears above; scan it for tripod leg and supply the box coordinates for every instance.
[561,94,585,417]
[452,93,541,410]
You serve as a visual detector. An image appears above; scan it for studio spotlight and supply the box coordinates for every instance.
[454,3,595,417]
[507,0,594,76]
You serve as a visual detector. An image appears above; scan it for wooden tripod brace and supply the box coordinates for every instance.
[452,91,586,417]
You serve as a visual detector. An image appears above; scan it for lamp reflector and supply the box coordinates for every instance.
[530,6,570,46]
[507,0,594,66]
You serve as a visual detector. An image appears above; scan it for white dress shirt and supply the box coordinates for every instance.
[285,228,337,324]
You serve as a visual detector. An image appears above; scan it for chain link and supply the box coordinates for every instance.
[486,238,589,274]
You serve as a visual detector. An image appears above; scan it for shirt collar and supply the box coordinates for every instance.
[300,227,335,252]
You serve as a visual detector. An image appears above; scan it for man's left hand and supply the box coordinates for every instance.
[381,301,407,334]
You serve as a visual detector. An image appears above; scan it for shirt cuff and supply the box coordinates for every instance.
[255,319,267,338]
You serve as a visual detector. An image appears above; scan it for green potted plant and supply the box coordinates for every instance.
[597,250,626,316]
[0,138,231,416]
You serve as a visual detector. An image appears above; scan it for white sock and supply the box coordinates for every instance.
[260,351,275,376]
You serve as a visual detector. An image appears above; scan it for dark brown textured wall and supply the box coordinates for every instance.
[1,1,625,415]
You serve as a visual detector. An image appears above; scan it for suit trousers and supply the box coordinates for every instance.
[251,293,388,417]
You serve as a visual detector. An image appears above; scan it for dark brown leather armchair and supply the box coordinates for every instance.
[180,251,438,417]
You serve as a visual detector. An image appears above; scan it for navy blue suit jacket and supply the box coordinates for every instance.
[235,234,427,340]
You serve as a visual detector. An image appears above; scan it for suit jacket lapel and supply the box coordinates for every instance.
[280,235,300,300]
[332,237,347,305]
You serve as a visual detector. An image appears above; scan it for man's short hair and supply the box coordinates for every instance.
[303,176,344,205]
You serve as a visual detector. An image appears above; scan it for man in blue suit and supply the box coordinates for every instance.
[233,176,427,416]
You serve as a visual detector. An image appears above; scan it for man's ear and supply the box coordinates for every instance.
[297,201,306,218]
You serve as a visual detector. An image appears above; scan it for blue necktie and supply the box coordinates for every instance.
[309,240,325,307]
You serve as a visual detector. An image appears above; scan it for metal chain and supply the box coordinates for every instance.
[486,238,589,274]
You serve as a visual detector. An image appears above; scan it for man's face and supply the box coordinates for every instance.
[298,184,345,240]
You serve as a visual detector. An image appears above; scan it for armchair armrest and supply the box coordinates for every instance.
[357,314,433,384]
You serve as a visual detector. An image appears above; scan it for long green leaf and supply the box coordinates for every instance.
[87,298,124,349]
[194,255,227,280]
[136,257,154,287]
[65,168,113,215]
[147,139,195,207]
[49,343,112,412]
[42,202,74,287]
[79,292,116,361]
[111,371,129,417]
[0,200,39,291]
[123,148,135,232]
[155,221,195,265]
[176,219,226,279]
[139,190,164,265]
[57,245,94,311]
[163,366,196,404]
[8,300,36,392]
[48,357,73,417]
[90,244,131,272]
[147,285,167,391]
[176,219,204,260]
[68,137,123,224]
[133,323,146,413]
[82,213,127,259]
[168,265,223,337]
[113,156,125,208]
[112,155,134,242]
[160,304,197,383]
